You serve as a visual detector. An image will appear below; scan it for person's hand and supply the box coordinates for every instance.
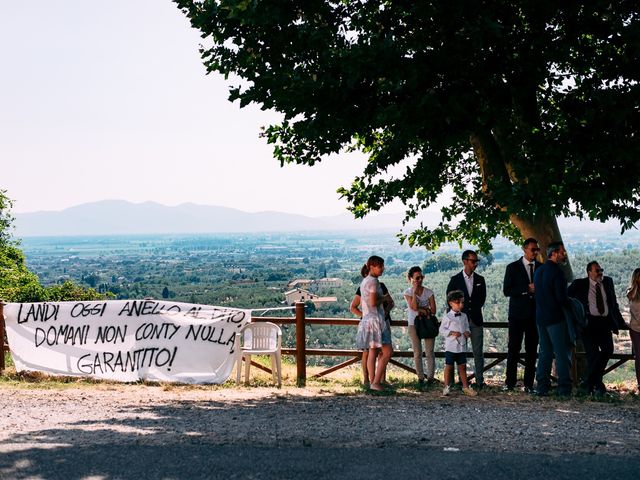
[464,331,471,338]
[450,331,461,338]
[528,283,535,294]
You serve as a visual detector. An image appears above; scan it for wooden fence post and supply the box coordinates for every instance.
[295,302,306,386]
[0,302,5,374]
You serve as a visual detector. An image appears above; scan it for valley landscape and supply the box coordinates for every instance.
[15,203,640,381]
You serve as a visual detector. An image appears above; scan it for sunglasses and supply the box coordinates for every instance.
[413,275,424,280]
[464,258,479,264]
[595,268,604,273]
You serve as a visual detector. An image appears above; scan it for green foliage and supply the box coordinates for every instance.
[0,190,14,247]
[43,281,105,302]
[0,244,44,303]
[422,254,459,274]
[0,191,104,303]
[176,1,640,251]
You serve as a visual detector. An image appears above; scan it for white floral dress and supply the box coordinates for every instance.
[356,275,386,349]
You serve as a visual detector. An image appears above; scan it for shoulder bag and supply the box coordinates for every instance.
[415,313,439,339]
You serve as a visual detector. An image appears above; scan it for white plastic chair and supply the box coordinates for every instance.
[235,322,282,387]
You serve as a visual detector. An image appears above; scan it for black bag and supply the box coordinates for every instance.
[415,314,439,339]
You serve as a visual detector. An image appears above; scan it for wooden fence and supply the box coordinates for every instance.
[1,302,635,386]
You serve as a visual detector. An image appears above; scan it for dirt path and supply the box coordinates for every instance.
[1,384,639,456]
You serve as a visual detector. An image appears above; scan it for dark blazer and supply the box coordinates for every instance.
[534,261,568,327]
[447,271,486,326]
[568,276,624,333]
[503,257,542,321]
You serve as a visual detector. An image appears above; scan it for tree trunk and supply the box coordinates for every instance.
[470,131,574,281]
[509,212,574,281]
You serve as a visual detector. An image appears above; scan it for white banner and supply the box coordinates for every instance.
[3,300,250,384]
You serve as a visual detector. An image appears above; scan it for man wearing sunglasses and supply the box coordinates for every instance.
[568,261,625,395]
[447,250,487,388]
[502,238,542,393]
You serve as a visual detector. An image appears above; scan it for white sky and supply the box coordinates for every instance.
[0,0,375,216]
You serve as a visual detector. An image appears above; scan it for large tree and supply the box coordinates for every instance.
[176,1,640,277]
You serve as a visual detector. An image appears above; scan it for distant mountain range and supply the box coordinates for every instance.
[13,200,440,237]
[13,200,625,237]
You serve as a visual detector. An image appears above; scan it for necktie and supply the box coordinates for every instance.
[596,282,605,315]
[528,263,534,283]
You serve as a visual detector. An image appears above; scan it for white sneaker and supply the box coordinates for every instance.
[442,385,450,396]
[462,386,478,397]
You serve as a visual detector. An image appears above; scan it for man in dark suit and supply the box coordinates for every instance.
[534,241,572,396]
[568,261,624,394]
[447,250,487,387]
[502,238,542,392]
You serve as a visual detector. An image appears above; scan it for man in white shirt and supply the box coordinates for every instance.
[502,238,542,392]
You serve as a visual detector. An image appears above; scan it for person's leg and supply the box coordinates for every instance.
[457,355,476,395]
[367,347,377,385]
[442,360,453,396]
[523,317,539,389]
[423,337,436,381]
[535,323,553,394]
[547,321,573,395]
[408,325,425,381]
[594,326,614,392]
[361,349,369,385]
[371,345,391,389]
[380,325,392,384]
[581,323,599,392]
[443,364,453,386]
[378,344,393,385]
[506,318,525,388]
[458,364,469,388]
[629,329,640,388]
[469,322,485,386]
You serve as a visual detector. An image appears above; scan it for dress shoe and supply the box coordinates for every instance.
[523,386,534,394]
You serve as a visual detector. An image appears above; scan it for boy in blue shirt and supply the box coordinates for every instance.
[440,290,478,397]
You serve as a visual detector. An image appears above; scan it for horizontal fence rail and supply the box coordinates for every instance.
[1,302,635,386]
[252,303,635,386]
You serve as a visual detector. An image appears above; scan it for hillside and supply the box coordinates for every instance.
[14,200,440,236]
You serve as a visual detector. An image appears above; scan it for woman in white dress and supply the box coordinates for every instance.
[351,280,394,386]
[404,266,437,385]
[355,255,392,391]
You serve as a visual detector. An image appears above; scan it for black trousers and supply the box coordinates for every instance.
[506,316,539,388]
[581,316,614,392]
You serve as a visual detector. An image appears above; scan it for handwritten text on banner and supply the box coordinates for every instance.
[4,300,250,384]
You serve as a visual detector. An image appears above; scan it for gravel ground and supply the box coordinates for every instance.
[1,383,639,457]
